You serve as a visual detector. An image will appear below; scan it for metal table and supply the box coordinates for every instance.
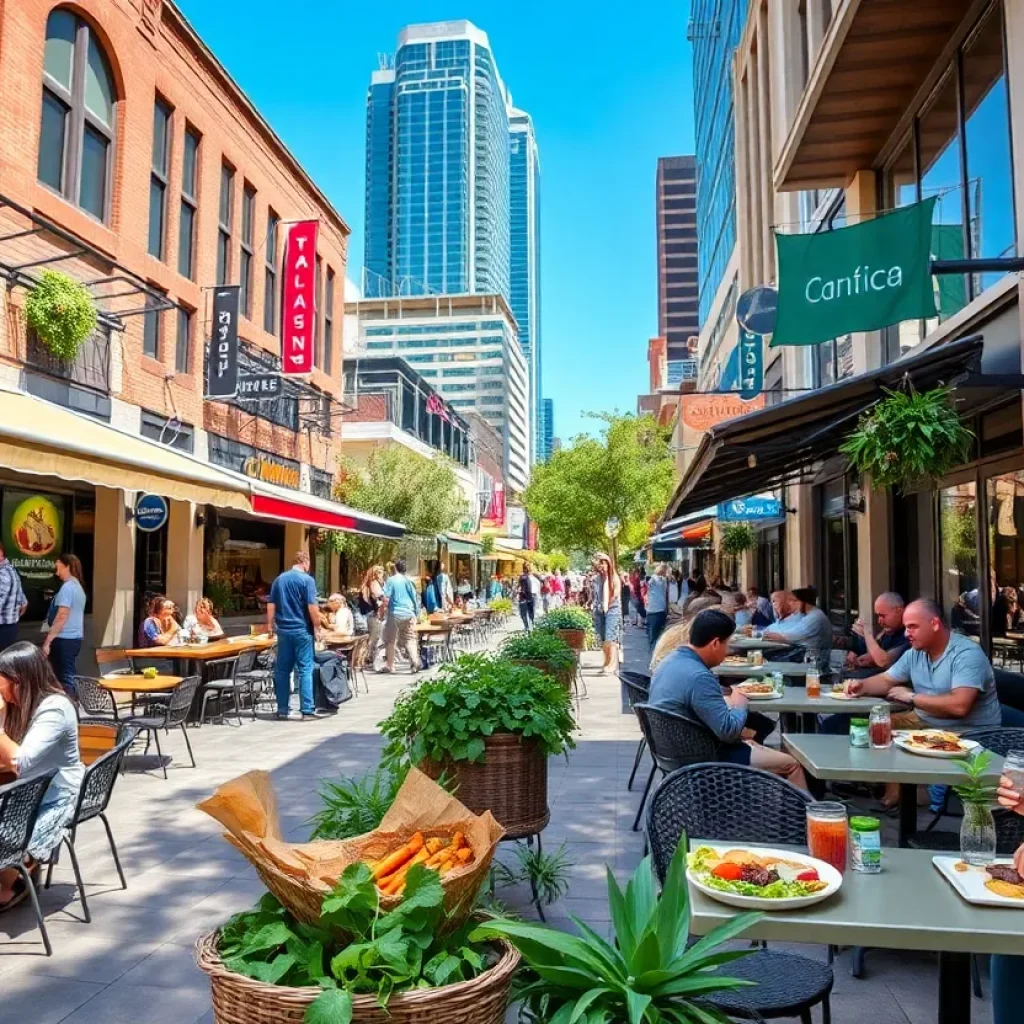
[782,733,1005,847]
[728,637,790,652]
[687,843,1024,1024]
[715,661,811,677]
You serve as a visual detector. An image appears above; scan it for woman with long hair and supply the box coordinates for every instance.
[139,595,180,649]
[591,553,622,675]
[182,597,223,640]
[0,642,83,907]
[358,565,386,665]
[42,553,87,698]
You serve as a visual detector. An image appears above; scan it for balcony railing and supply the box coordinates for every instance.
[25,326,111,394]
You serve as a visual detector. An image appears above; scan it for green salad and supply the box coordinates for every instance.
[688,846,828,899]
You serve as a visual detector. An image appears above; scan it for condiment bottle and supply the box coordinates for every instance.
[850,816,882,873]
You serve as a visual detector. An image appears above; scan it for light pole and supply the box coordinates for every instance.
[604,516,621,568]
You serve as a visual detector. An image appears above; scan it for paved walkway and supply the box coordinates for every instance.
[0,619,994,1023]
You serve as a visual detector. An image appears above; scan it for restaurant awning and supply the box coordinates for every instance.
[442,536,482,556]
[649,514,716,548]
[663,334,984,520]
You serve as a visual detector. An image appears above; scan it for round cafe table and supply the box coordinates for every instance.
[98,673,183,693]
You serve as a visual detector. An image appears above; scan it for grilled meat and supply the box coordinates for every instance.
[986,864,1024,885]
[739,865,780,887]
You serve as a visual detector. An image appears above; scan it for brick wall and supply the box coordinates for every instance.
[340,393,389,423]
[0,0,348,475]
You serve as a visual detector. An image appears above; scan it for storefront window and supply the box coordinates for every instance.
[820,477,859,629]
[204,511,284,615]
[986,470,1024,650]
[939,482,980,637]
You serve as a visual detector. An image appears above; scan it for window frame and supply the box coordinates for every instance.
[148,96,172,259]
[143,299,164,361]
[175,305,193,374]
[38,12,117,222]
[178,125,200,279]
[264,210,279,334]
[216,162,235,286]
[240,183,256,318]
[324,266,335,375]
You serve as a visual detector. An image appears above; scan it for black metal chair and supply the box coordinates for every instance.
[73,675,119,719]
[631,704,719,831]
[236,646,277,714]
[43,720,138,921]
[0,770,58,956]
[647,764,832,1024]
[617,671,650,791]
[199,651,258,726]
[121,675,200,779]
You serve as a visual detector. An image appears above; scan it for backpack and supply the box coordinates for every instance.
[423,578,442,613]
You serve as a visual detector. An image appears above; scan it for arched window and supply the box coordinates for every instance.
[38,9,116,221]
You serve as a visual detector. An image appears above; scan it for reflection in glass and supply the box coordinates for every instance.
[38,92,67,191]
[84,36,115,126]
[79,126,108,220]
[44,10,76,89]
[940,483,979,637]
[987,472,1024,659]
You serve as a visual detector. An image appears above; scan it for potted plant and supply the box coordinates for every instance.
[534,606,594,652]
[488,596,513,618]
[839,383,973,492]
[954,752,998,866]
[24,269,98,361]
[380,655,576,838]
[500,632,576,690]
[476,839,760,1022]
[197,861,519,1023]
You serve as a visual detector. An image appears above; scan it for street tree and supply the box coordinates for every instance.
[524,412,674,559]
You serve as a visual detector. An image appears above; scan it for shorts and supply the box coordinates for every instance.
[593,605,622,644]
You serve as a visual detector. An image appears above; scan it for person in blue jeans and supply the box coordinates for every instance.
[267,551,322,720]
[42,554,87,698]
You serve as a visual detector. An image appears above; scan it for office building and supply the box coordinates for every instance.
[345,293,530,492]
[656,157,699,361]
[510,108,542,464]
[539,398,554,462]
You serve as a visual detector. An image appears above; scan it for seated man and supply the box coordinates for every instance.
[648,609,809,790]
[845,591,909,678]
[763,586,833,673]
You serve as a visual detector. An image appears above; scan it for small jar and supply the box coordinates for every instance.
[850,816,882,873]
[749,649,764,667]
[849,718,869,748]
[772,671,785,696]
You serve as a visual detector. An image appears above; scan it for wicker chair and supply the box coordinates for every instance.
[121,675,200,778]
[0,769,58,955]
[617,671,651,791]
[646,764,832,1024]
[199,650,259,726]
[73,675,119,719]
[43,720,138,921]
[631,704,719,831]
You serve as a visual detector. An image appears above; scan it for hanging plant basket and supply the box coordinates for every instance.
[839,383,973,492]
[24,270,98,361]
[719,523,757,557]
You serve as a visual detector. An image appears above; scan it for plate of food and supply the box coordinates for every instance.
[894,730,980,759]
[933,857,1024,907]
[724,655,749,665]
[734,680,781,700]
[825,689,860,701]
[688,845,842,910]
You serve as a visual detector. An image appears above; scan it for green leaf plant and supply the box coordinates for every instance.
[24,269,98,361]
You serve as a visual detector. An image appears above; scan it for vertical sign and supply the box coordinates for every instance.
[738,330,763,401]
[206,285,239,398]
[281,219,319,375]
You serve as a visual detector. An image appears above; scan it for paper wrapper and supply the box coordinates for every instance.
[197,767,504,927]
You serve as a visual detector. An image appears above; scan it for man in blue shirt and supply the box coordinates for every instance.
[382,559,421,673]
[267,550,322,719]
[764,586,833,673]
[648,609,809,790]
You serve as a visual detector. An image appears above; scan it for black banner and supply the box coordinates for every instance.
[206,285,240,398]
[237,372,282,399]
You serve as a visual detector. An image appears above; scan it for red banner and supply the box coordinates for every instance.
[425,393,451,422]
[281,220,319,375]
[485,483,505,526]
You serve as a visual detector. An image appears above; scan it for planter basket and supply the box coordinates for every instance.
[195,930,519,1024]
[422,733,550,839]
[509,657,574,691]
[555,628,587,652]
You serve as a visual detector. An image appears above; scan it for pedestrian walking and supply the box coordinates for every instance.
[0,542,27,652]
[382,559,421,673]
[592,554,622,675]
[645,563,670,649]
[518,562,537,630]
[358,565,386,668]
[41,554,86,699]
[267,550,322,720]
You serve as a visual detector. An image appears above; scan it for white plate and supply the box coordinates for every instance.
[736,688,782,701]
[893,732,980,759]
[687,844,843,911]
[933,856,1024,907]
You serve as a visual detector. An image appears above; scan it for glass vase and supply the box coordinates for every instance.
[960,802,997,866]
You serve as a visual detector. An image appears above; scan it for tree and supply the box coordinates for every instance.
[329,446,466,576]
[524,412,675,558]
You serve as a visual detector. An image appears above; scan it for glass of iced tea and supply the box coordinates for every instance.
[869,704,892,748]
[805,667,821,698]
[806,802,848,874]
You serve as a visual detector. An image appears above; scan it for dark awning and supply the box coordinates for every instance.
[663,334,985,521]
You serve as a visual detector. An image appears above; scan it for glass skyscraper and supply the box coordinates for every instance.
[510,108,541,464]
[690,0,748,327]
[539,398,554,463]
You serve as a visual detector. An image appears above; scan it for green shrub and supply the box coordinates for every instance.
[499,631,575,676]
[534,606,595,645]
[25,270,98,360]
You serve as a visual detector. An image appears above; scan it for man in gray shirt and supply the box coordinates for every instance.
[846,598,1001,730]
[763,586,833,673]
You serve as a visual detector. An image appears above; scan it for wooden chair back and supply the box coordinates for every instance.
[79,721,118,766]
[95,648,128,667]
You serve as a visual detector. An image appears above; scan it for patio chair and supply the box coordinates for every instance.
[43,720,138,922]
[646,764,832,1024]
[0,769,59,956]
[617,671,650,791]
[237,646,277,716]
[94,647,135,676]
[120,675,200,779]
[73,675,119,720]
[199,651,258,726]
[348,635,371,696]
[631,704,719,831]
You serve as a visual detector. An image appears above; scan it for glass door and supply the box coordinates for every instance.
[986,465,1024,667]
[938,480,980,638]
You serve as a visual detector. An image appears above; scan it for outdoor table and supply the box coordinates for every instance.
[98,673,183,693]
[686,843,1024,1024]
[714,661,811,677]
[728,637,790,653]
[782,733,1005,847]
[321,632,357,650]
[711,680,881,733]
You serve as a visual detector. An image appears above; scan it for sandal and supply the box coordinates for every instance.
[0,876,29,913]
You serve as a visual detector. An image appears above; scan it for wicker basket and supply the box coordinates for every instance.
[555,628,587,652]
[195,930,519,1024]
[509,657,574,691]
[422,733,550,840]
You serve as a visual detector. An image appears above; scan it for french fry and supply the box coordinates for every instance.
[425,837,444,855]
[455,847,473,863]
[450,830,465,850]
[372,832,424,880]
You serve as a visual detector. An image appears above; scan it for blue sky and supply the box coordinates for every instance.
[178,0,695,441]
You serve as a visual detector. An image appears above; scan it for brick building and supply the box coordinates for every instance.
[0,0,402,655]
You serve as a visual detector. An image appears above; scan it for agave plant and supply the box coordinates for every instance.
[475,838,760,1023]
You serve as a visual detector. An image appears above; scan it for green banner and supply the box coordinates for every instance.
[773,197,938,347]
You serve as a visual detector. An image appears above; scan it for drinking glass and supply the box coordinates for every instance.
[869,704,892,748]
[806,802,848,874]
[805,666,821,699]
[1003,750,1024,797]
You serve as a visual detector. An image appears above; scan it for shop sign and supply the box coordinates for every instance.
[237,373,282,399]
[206,285,240,398]
[134,493,169,533]
[507,506,526,539]
[718,497,782,522]
[773,197,937,348]
[681,394,764,432]
[738,331,763,400]
[243,455,301,490]
[2,490,63,579]
[281,220,319,375]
